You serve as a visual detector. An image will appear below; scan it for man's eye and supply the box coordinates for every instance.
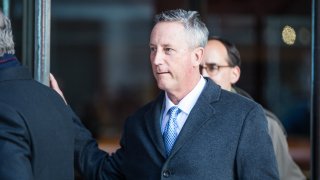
[150,47,156,52]
[164,48,174,53]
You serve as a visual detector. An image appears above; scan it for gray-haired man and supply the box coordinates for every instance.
[54,9,279,179]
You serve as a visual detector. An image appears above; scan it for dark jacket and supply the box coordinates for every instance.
[0,66,75,180]
[75,78,279,180]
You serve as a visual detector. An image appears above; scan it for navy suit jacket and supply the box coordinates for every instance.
[0,66,75,180]
[75,78,279,179]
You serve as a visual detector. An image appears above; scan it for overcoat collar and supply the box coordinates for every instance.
[144,78,221,158]
[0,66,32,82]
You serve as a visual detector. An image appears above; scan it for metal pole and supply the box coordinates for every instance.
[34,0,51,86]
[2,0,10,17]
[311,0,320,179]
[22,0,34,70]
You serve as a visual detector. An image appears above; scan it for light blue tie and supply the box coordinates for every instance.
[163,106,181,156]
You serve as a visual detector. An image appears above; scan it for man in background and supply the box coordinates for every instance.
[201,36,306,180]
[0,10,75,180]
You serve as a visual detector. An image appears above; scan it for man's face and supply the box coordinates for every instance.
[149,22,200,95]
[202,40,240,91]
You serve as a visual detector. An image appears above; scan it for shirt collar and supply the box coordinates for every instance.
[164,76,206,115]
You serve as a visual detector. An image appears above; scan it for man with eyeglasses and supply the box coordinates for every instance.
[200,36,306,180]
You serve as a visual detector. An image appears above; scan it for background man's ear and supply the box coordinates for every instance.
[230,66,241,84]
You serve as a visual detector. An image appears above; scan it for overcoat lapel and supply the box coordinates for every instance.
[143,79,221,159]
[144,92,167,158]
[170,79,221,157]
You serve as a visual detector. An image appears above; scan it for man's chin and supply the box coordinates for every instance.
[156,81,169,91]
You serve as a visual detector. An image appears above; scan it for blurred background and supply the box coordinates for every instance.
[4,0,311,177]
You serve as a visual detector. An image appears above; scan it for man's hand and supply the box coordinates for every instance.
[49,73,67,104]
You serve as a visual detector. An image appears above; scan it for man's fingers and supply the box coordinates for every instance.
[49,73,67,104]
[49,73,59,89]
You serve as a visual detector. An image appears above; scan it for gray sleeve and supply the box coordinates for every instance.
[266,116,306,180]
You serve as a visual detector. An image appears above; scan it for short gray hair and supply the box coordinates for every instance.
[0,11,15,56]
[154,9,209,48]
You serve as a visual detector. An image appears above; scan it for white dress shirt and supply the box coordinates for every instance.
[161,76,206,135]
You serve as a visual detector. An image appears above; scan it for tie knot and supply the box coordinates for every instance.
[168,106,181,117]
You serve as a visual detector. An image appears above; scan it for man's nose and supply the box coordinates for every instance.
[153,50,164,65]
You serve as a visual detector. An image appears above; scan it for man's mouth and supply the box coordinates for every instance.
[157,71,169,75]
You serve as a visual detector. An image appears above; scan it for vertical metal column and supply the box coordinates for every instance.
[22,0,34,70]
[34,0,51,85]
[311,0,320,179]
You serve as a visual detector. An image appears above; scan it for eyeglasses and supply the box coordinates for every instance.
[199,63,232,75]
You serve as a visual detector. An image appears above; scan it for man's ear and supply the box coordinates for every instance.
[192,47,204,66]
[230,66,241,84]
